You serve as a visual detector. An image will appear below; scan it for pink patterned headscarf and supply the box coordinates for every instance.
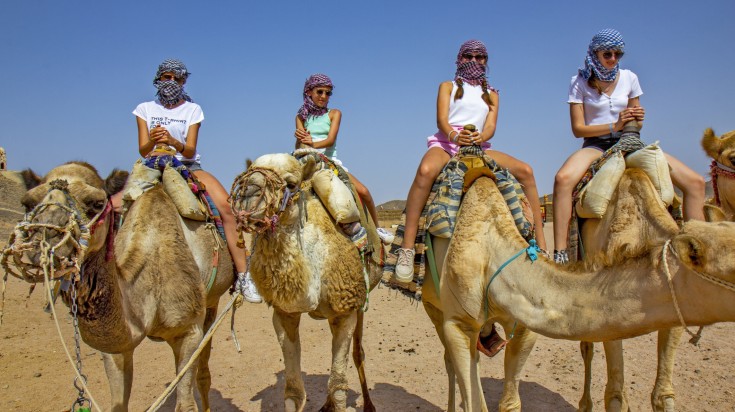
[297,73,334,121]
[455,40,488,86]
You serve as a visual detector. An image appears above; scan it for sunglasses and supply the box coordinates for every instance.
[462,53,487,61]
[601,50,624,60]
[314,90,332,96]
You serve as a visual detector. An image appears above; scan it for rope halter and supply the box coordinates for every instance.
[230,167,300,235]
[709,160,735,207]
[661,238,735,345]
[0,179,112,284]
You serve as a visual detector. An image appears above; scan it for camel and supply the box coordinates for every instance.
[4,162,234,412]
[702,128,735,219]
[229,153,383,412]
[419,169,735,412]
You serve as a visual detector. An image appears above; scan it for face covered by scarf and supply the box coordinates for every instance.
[578,28,626,82]
[297,73,334,121]
[153,59,193,107]
[455,40,489,86]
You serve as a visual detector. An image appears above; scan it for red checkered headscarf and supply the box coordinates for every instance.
[297,74,334,121]
[455,40,489,87]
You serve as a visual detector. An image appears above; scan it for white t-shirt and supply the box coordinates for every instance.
[567,69,643,126]
[448,82,493,131]
[133,100,204,163]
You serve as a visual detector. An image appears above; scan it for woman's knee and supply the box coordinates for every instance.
[513,162,534,182]
[681,173,706,197]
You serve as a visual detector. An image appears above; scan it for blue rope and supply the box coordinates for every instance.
[484,239,539,319]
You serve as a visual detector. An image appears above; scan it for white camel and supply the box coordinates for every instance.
[229,153,383,412]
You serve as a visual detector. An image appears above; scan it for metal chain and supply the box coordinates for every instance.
[71,273,91,411]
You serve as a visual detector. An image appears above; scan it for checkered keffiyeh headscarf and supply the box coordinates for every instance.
[153,59,193,106]
[297,73,334,121]
[578,29,626,82]
[455,40,489,86]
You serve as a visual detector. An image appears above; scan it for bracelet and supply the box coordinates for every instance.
[609,123,614,134]
[448,130,459,143]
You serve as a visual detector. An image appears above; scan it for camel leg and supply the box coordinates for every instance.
[499,324,537,412]
[351,310,376,412]
[603,340,629,412]
[168,326,204,412]
[273,309,305,412]
[443,315,486,412]
[578,341,594,412]
[651,327,683,412]
[423,299,457,412]
[102,351,133,412]
[197,306,218,412]
[321,312,358,412]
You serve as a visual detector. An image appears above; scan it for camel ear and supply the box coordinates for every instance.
[300,156,318,182]
[105,169,129,196]
[704,204,727,222]
[701,128,721,159]
[20,168,42,190]
[672,235,707,271]
[246,158,253,169]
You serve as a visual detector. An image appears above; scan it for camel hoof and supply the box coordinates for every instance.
[285,397,302,412]
[653,395,675,412]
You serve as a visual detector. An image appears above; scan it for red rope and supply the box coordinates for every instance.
[710,160,735,206]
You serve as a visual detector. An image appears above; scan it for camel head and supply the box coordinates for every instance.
[2,162,128,283]
[702,128,735,168]
[230,153,317,234]
[670,220,735,290]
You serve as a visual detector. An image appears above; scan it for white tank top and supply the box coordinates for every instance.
[447,82,490,131]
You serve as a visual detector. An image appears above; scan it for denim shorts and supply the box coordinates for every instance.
[181,161,203,172]
[582,135,620,152]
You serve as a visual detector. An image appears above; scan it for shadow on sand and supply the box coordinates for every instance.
[481,376,575,411]
[248,372,438,411]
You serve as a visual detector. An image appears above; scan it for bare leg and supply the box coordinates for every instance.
[487,150,548,250]
[552,148,604,251]
[602,340,629,412]
[324,312,358,412]
[578,342,594,412]
[351,310,375,412]
[273,309,305,412]
[401,148,451,249]
[168,325,204,412]
[651,327,683,412]
[348,173,380,226]
[102,351,134,412]
[665,153,705,221]
[193,170,247,273]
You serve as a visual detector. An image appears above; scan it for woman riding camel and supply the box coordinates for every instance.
[552,29,705,264]
[294,73,394,244]
[133,59,262,303]
[395,39,548,279]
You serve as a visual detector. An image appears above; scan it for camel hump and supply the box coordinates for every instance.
[122,159,209,222]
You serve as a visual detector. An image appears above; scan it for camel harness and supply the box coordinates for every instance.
[709,160,735,207]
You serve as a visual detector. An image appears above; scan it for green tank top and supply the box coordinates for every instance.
[304,111,337,160]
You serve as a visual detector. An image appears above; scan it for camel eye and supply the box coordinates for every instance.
[286,183,297,191]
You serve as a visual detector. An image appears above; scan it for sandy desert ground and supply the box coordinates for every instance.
[1,222,735,412]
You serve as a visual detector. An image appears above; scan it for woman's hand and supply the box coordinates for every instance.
[295,129,313,146]
[457,129,481,146]
[614,107,644,131]
[150,126,174,145]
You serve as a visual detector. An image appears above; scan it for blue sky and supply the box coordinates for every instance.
[1,1,733,204]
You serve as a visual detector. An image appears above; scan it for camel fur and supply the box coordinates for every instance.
[16,161,234,412]
[422,169,735,412]
[702,128,735,219]
[231,153,383,412]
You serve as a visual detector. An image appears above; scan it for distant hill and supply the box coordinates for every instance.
[0,171,27,244]
[377,200,405,211]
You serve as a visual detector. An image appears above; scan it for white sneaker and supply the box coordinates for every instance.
[376,227,395,245]
[394,248,415,283]
[237,272,263,303]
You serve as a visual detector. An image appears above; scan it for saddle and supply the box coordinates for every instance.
[121,156,225,240]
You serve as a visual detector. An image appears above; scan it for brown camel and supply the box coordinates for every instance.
[4,162,234,412]
[229,153,383,412]
[423,169,735,412]
[702,128,735,219]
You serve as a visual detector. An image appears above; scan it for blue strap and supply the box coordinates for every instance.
[484,239,539,318]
